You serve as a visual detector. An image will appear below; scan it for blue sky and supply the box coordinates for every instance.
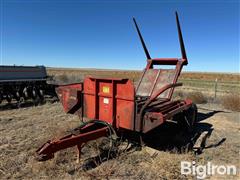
[1,0,239,72]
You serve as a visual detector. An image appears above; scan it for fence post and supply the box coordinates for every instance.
[214,78,218,100]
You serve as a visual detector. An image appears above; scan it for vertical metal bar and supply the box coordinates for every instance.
[95,79,99,119]
[136,60,152,94]
[149,70,161,97]
[167,60,183,100]
[175,12,188,63]
[133,18,151,60]
[112,80,116,128]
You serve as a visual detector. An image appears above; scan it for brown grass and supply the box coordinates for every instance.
[84,149,194,179]
[173,91,208,104]
[47,67,240,82]
[57,74,69,83]
[221,94,240,111]
[185,92,207,104]
[180,72,240,82]
[0,102,239,179]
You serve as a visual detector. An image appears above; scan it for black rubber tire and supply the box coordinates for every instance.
[23,88,29,99]
[38,89,45,103]
[32,88,37,99]
[0,93,2,104]
[39,89,44,97]
[6,94,12,103]
[15,91,21,102]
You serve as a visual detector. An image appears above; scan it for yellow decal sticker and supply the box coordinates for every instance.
[103,86,110,93]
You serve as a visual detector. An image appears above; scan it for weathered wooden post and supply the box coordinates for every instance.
[214,78,218,100]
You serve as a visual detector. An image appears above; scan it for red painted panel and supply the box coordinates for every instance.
[84,78,96,119]
[98,80,113,124]
[116,80,135,130]
[56,83,82,114]
[84,78,95,94]
[99,96,113,124]
[84,94,95,119]
[116,80,135,101]
[116,99,134,130]
[83,77,135,130]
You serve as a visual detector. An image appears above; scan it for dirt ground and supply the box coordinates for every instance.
[0,102,239,179]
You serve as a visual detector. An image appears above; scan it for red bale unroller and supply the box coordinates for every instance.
[36,12,197,161]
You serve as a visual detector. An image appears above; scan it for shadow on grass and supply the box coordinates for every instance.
[197,110,227,122]
[80,110,227,171]
[144,109,226,155]
[0,97,58,111]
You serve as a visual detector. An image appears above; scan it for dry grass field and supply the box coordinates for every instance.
[47,68,240,95]
[0,102,239,179]
[0,68,239,179]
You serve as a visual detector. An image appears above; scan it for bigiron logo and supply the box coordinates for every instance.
[181,161,237,179]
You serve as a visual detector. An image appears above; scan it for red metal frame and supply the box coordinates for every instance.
[56,83,83,116]
[36,12,194,161]
[36,122,109,161]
